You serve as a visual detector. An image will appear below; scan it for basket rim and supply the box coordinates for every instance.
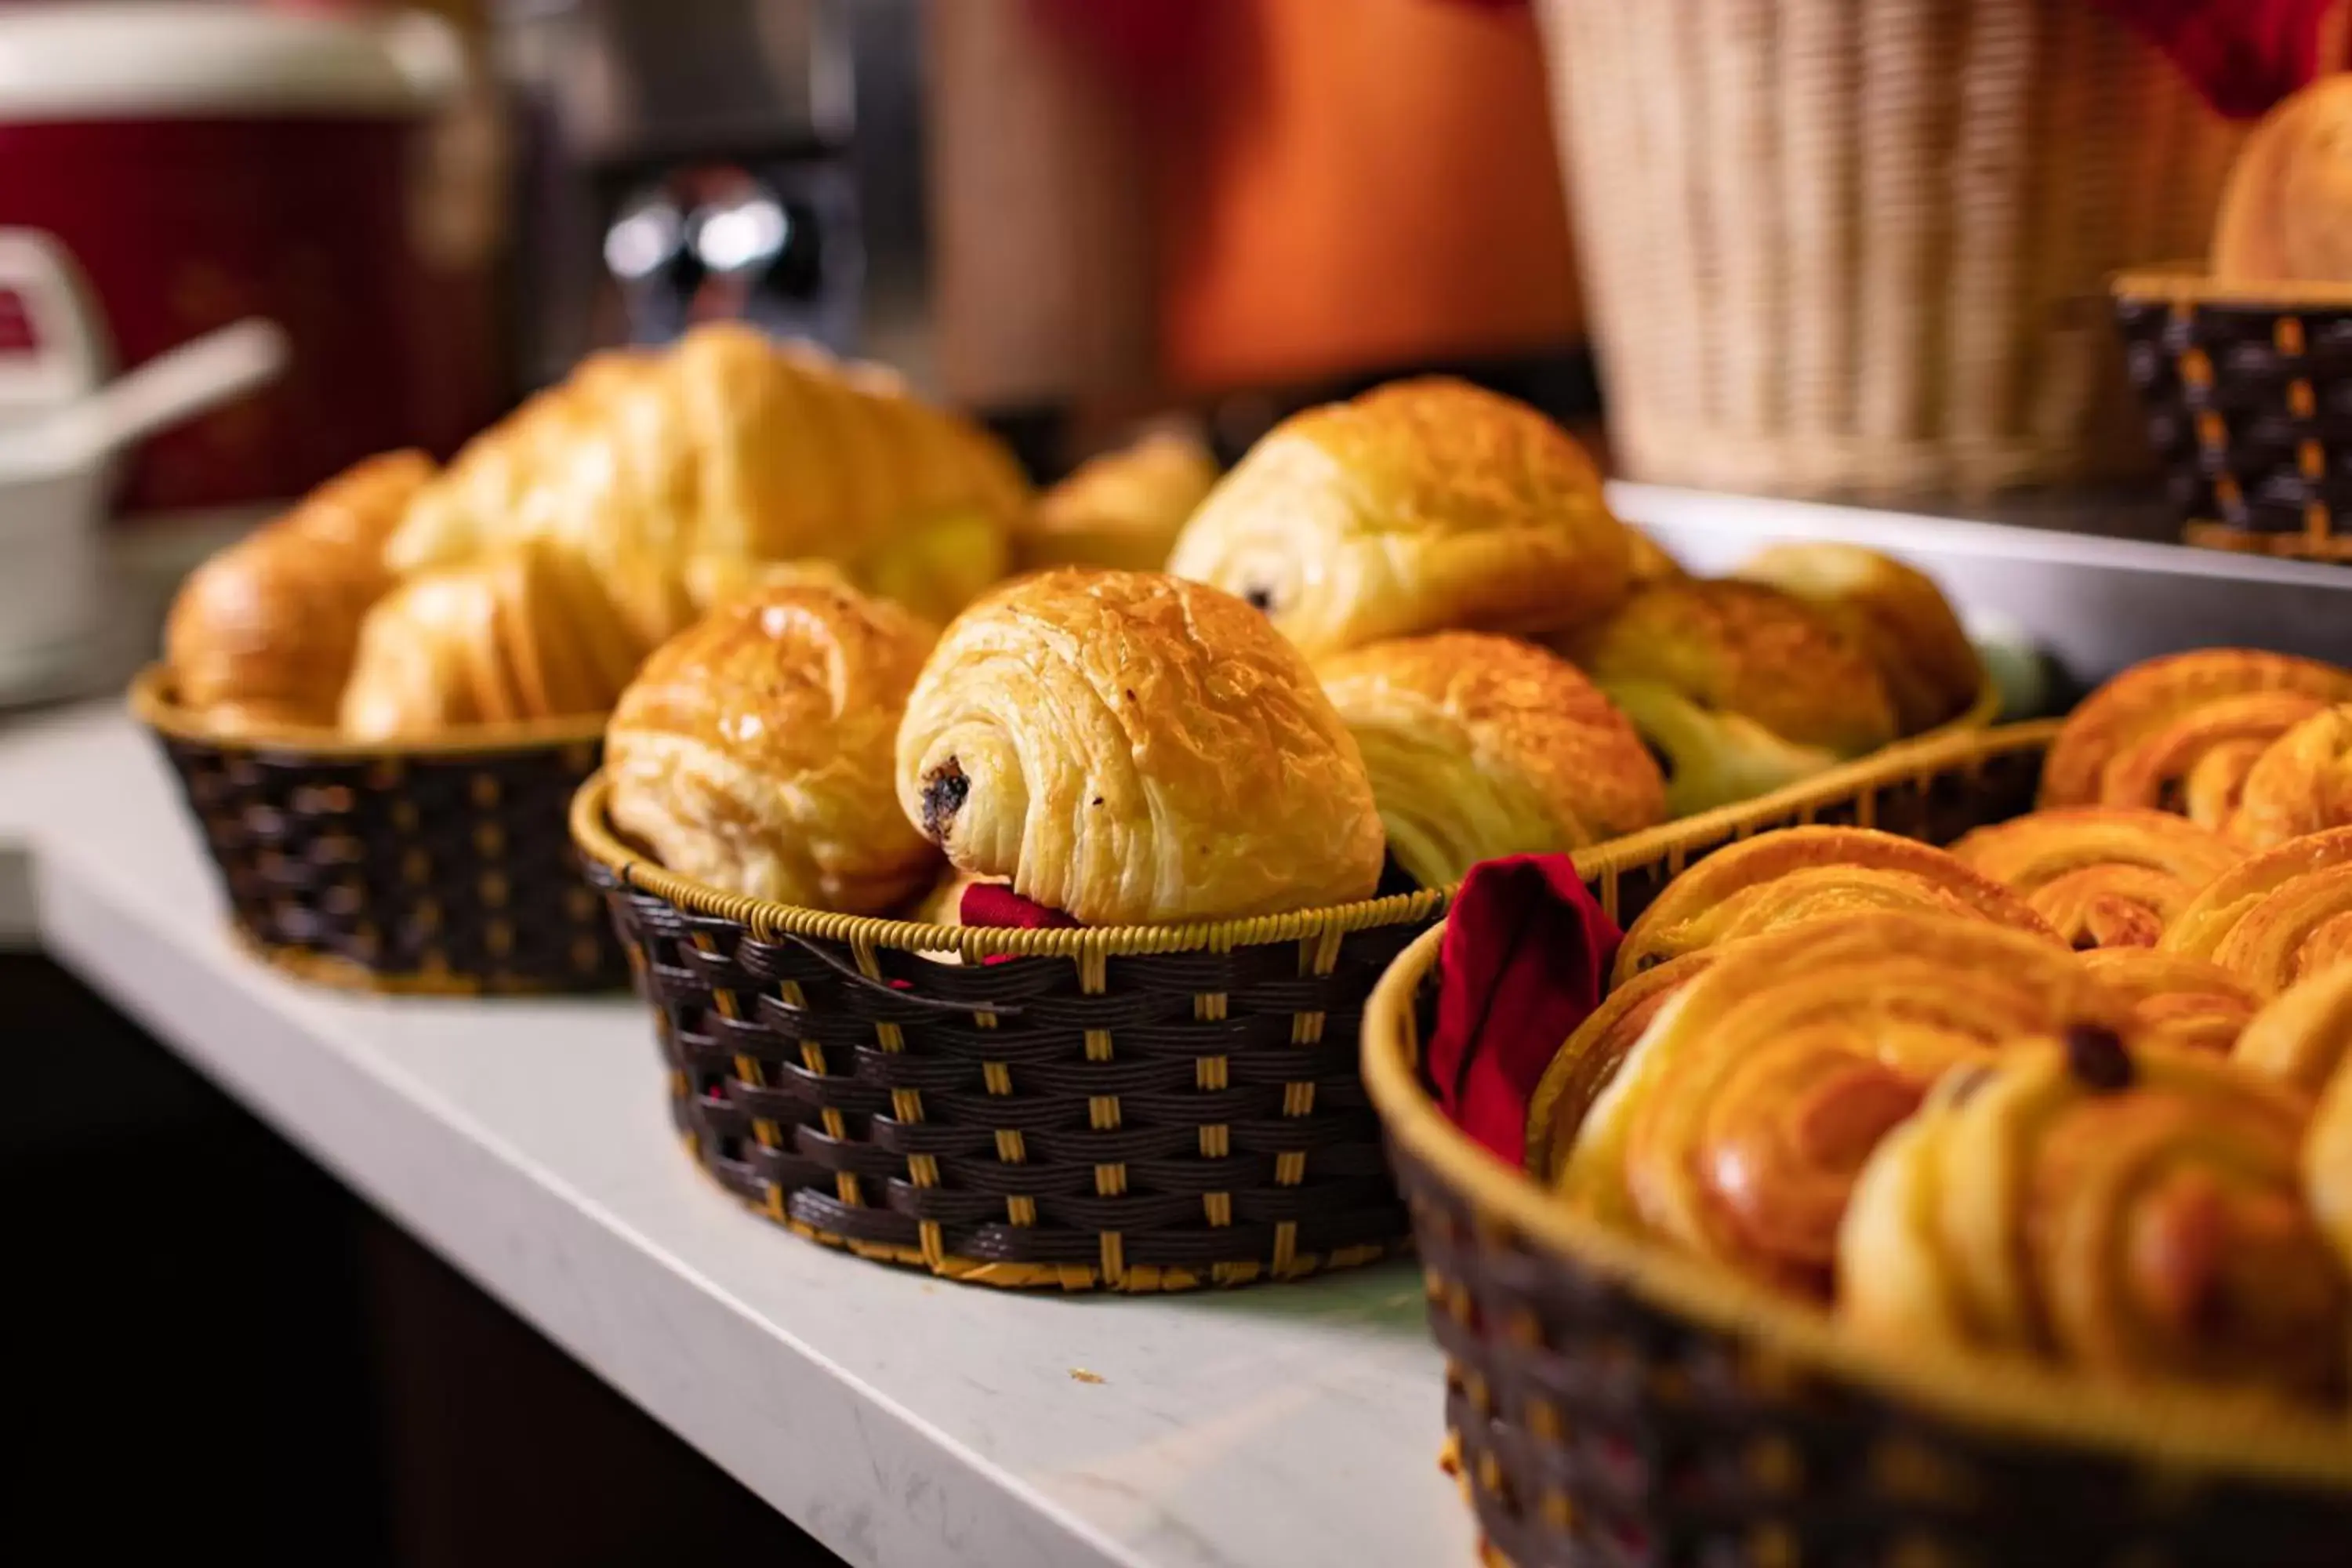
[1363,777,2352,1490]
[564,684,2004,962]
[2112,264,2352,310]
[128,663,607,758]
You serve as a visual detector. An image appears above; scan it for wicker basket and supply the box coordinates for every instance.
[132,666,626,995]
[1539,0,2245,497]
[2114,269,2352,564]
[1363,721,2352,1566]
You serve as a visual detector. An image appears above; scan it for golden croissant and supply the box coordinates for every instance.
[607,582,938,913]
[1017,430,1219,574]
[2076,949,2263,1056]
[1840,1031,2343,1402]
[2225,704,2352,851]
[1612,826,2057,985]
[894,569,1386,924]
[1318,632,1666,888]
[1164,377,1631,659]
[1524,949,1715,1183]
[387,323,1029,635]
[1732,542,1982,736]
[1947,807,2243,950]
[339,537,646,739]
[164,450,434,728]
[1562,912,2122,1294]
[2159,825,2352,992]
[1559,579,1898,815]
[2039,650,2352,819]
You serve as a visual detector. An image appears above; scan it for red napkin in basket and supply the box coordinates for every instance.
[2092,0,2343,118]
[1427,855,1621,1170]
[960,883,1083,932]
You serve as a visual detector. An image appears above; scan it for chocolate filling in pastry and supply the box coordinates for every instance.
[920,758,969,841]
[1242,586,1275,614]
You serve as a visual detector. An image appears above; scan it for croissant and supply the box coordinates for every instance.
[2159,825,2352,992]
[1524,950,1715,1182]
[2235,964,2352,1096]
[1841,1031,2343,1401]
[164,450,434,728]
[606,582,938,912]
[2212,74,2352,285]
[387,324,1029,636]
[1947,808,2243,950]
[1733,542,1982,736]
[2038,650,2352,817]
[1163,377,1631,659]
[1561,912,2125,1294]
[2225,704,2352,850]
[1612,826,2058,985]
[894,568,1386,924]
[339,538,647,739]
[1559,579,1898,815]
[1317,633,1666,887]
[2076,949,2263,1056]
[1017,430,1219,574]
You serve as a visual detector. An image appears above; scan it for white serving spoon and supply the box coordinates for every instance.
[0,316,290,477]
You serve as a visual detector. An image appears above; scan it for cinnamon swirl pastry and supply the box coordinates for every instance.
[2160,826,2352,992]
[2077,949,2263,1056]
[1612,826,2058,985]
[1524,950,1715,1182]
[2039,650,2352,818]
[894,569,1385,924]
[1318,633,1666,887]
[2226,704,2352,851]
[1733,542,1983,736]
[1164,378,1632,658]
[1840,1030,2343,1402]
[1561,913,2121,1294]
[1947,808,2243,950]
[2236,964,2352,1096]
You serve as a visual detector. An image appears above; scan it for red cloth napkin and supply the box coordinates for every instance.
[2093,1,2341,118]
[960,882,1082,931]
[1426,855,1621,1169]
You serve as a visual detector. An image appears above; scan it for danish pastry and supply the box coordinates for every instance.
[1612,826,2057,985]
[2038,650,2352,816]
[1318,633,1666,887]
[2235,963,2352,1096]
[1733,542,1982,735]
[1559,579,1898,815]
[1840,1032,2343,1401]
[164,449,434,728]
[1164,378,1631,658]
[607,582,938,912]
[1562,912,2125,1294]
[339,537,646,739]
[894,569,1385,924]
[1947,808,2243,950]
[2160,825,2352,991]
[1017,430,1219,574]
[2076,949,2263,1056]
[2225,704,2352,851]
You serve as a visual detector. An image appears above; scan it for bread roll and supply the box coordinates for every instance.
[1165,377,1630,658]
[895,568,1385,924]
[606,582,938,912]
[1733,542,1982,735]
[164,450,434,728]
[1318,632,1666,887]
[1018,430,1218,573]
[2212,74,2352,285]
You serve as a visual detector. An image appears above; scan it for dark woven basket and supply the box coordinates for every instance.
[572,769,1447,1291]
[1363,721,2352,1566]
[2114,267,2352,563]
[133,666,627,994]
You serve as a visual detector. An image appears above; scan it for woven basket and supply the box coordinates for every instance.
[1539,0,2245,497]
[132,666,626,995]
[2114,269,2352,564]
[1363,720,2352,1566]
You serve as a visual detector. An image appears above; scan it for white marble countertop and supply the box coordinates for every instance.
[0,703,1472,1568]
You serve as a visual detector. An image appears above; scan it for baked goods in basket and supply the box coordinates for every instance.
[1524,950,1715,1183]
[2227,705,2352,850]
[2075,949,2262,1056]
[2246,968,2352,1278]
[2160,825,2352,991]
[2212,74,2352,285]
[1016,430,1219,574]
[1559,579,1899,815]
[1732,541,1982,735]
[894,568,1385,924]
[1317,633,1665,887]
[1164,377,1631,658]
[1840,1030,2343,1402]
[1948,808,2244,950]
[164,449,435,728]
[1611,826,2056,985]
[339,538,647,740]
[606,582,938,913]
[1559,912,2124,1295]
[389,323,1029,632]
[2038,650,2352,822]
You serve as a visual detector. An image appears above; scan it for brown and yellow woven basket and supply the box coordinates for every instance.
[132,666,626,995]
[1364,722,2352,1566]
[2115,269,2352,564]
